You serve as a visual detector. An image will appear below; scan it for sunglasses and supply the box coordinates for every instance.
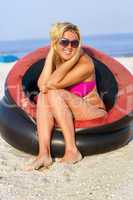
[59,38,79,48]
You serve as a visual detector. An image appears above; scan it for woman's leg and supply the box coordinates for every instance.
[25,92,54,170]
[47,89,106,163]
[47,89,82,164]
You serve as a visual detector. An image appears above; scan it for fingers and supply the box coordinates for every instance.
[40,90,47,94]
[39,85,48,93]
[50,39,58,53]
[46,82,57,89]
[50,40,55,47]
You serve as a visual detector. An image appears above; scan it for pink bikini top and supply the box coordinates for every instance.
[67,80,96,97]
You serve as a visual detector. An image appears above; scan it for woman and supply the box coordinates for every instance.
[25,22,107,170]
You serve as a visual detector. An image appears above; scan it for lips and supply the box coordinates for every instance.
[63,49,72,55]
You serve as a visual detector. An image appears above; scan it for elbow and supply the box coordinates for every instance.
[37,77,43,88]
[37,79,40,88]
[46,81,57,89]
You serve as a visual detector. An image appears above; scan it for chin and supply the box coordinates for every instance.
[61,54,73,61]
[63,57,71,61]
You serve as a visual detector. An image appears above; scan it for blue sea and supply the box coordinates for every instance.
[0,33,133,59]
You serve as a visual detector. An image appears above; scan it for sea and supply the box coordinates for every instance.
[0,33,133,59]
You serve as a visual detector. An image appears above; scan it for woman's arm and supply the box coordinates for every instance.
[46,48,81,87]
[37,47,55,93]
[47,56,94,89]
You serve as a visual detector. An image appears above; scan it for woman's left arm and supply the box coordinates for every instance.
[46,48,81,88]
[47,56,94,89]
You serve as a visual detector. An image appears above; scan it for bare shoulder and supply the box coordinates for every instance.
[77,50,94,71]
[79,49,93,63]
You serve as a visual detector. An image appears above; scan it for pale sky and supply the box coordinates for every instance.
[0,0,133,41]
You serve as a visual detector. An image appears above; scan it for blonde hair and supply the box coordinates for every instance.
[50,22,81,42]
[49,22,81,66]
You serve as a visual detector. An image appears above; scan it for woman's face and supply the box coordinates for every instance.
[56,30,79,61]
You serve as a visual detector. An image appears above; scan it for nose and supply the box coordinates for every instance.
[67,42,72,49]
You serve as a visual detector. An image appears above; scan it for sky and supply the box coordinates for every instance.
[0,0,133,41]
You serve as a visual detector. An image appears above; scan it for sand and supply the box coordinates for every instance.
[0,57,133,200]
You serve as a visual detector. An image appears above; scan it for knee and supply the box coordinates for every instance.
[47,89,59,104]
[37,92,47,104]
[38,92,47,99]
[37,92,43,102]
[47,89,64,98]
[47,89,67,104]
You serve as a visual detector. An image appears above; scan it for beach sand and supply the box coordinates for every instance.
[0,57,133,200]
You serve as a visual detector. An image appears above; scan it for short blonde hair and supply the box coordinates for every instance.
[49,22,81,42]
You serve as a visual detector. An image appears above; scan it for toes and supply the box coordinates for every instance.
[24,160,43,171]
[67,153,82,164]
[55,152,82,164]
[43,158,53,167]
[24,157,53,171]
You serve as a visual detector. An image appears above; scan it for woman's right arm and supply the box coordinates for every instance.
[37,47,55,92]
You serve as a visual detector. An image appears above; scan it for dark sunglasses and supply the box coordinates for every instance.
[59,38,79,48]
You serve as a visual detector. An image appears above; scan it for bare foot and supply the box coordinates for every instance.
[56,150,82,164]
[24,155,53,171]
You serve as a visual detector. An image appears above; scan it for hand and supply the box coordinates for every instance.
[38,84,48,93]
[71,47,81,62]
[48,45,54,57]
[65,47,81,67]
[50,40,57,54]
[46,80,57,89]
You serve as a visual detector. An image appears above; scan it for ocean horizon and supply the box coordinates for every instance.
[0,32,133,58]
